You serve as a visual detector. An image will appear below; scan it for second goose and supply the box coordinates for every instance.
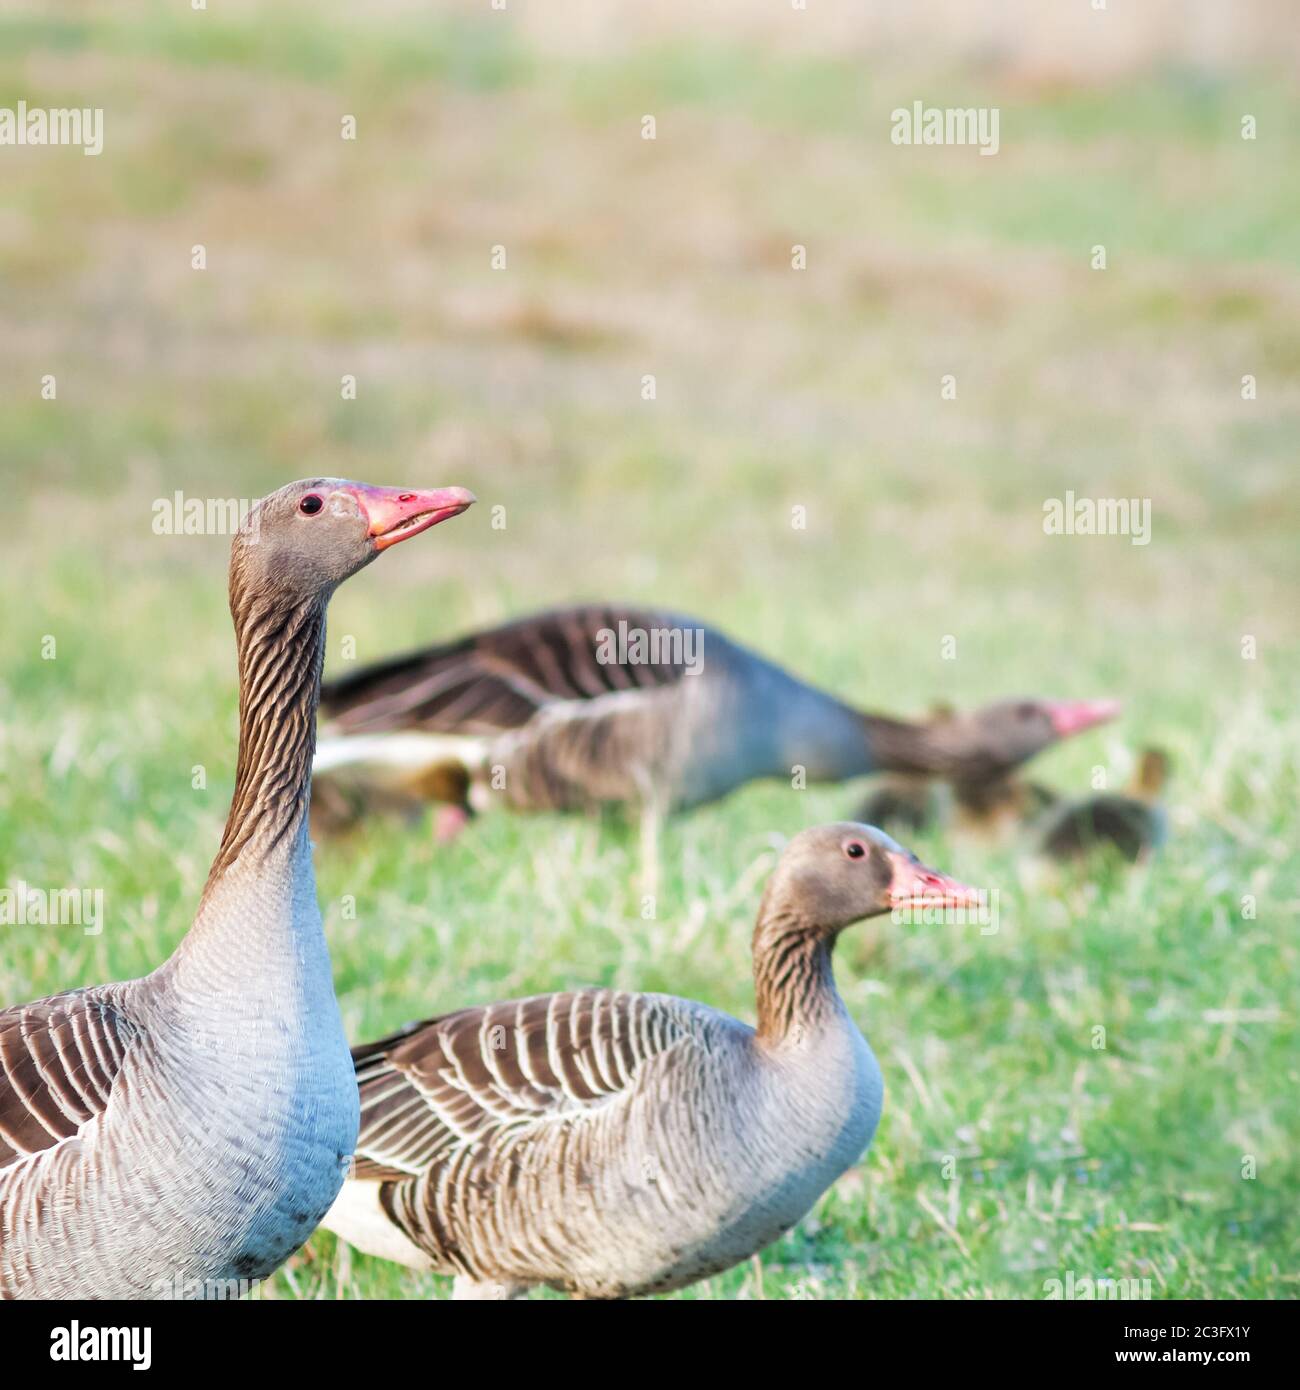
[323,822,981,1299]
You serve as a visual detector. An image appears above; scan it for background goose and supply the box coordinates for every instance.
[858,700,1115,840]
[1038,748,1171,863]
[860,773,1062,840]
[311,604,1120,838]
[0,477,473,1299]
[323,822,980,1300]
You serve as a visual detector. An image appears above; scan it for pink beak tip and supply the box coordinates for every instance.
[357,483,477,550]
[887,853,985,911]
[1049,698,1123,738]
[437,486,478,509]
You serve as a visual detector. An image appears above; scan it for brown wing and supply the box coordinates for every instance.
[350,989,691,1181]
[320,604,692,738]
[0,990,138,1169]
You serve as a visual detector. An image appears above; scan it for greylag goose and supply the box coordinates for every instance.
[1038,747,1170,863]
[858,701,1114,839]
[310,604,1119,835]
[0,477,473,1299]
[322,822,981,1299]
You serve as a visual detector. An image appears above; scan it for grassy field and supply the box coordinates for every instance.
[1,4,1297,1298]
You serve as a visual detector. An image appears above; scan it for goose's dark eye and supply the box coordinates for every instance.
[299,494,324,515]
[844,841,866,860]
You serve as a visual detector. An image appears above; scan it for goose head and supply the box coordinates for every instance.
[767,822,982,934]
[232,478,476,601]
[930,697,1121,782]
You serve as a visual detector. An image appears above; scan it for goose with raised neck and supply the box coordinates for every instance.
[323,822,981,1300]
[0,476,473,1298]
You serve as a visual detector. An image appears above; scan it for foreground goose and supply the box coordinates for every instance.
[0,477,473,1299]
[311,603,1119,836]
[1039,747,1170,863]
[323,822,981,1299]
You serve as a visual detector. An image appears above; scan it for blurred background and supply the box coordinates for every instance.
[1,1,1297,1298]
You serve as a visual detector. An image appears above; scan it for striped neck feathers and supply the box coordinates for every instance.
[200,588,328,903]
[751,890,843,1045]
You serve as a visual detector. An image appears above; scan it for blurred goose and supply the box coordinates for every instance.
[855,774,941,835]
[311,604,1119,837]
[323,822,982,1299]
[952,774,1059,836]
[0,478,474,1298]
[860,698,1117,838]
[861,771,1060,841]
[1038,748,1170,863]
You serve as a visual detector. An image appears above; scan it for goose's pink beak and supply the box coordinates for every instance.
[1046,699,1122,739]
[350,485,477,550]
[886,852,984,912]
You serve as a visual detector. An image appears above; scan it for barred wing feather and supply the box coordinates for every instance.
[350,990,691,1180]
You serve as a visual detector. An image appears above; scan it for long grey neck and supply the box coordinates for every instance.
[168,590,328,983]
[751,895,842,1045]
[856,711,949,776]
[768,679,939,782]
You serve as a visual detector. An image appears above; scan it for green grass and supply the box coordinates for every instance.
[1,3,1297,1299]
